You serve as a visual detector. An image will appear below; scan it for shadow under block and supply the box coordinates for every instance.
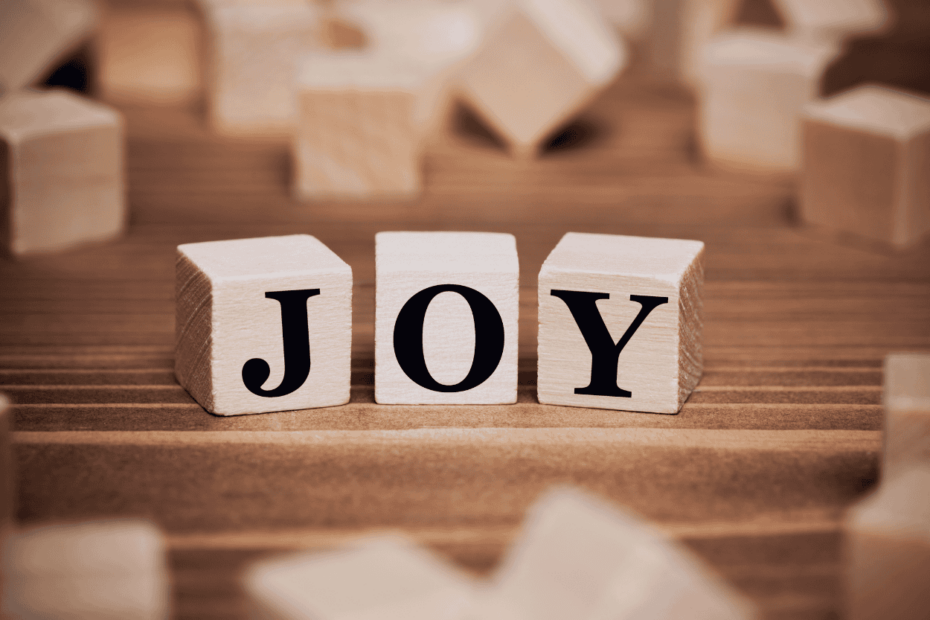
[375,232,519,405]
[698,30,839,172]
[771,0,889,44]
[537,233,704,414]
[1,520,170,620]
[844,466,930,620]
[0,89,125,258]
[882,353,930,480]
[174,235,352,416]
[800,86,930,247]
[472,488,756,620]
[244,536,476,620]
[455,0,626,157]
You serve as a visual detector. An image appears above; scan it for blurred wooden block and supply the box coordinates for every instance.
[800,85,930,247]
[538,233,704,414]
[375,231,519,405]
[698,30,839,172]
[456,0,626,157]
[0,0,97,93]
[175,235,352,416]
[772,0,890,44]
[845,465,930,620]
[244,536,476,620]
[0,89,125,258]
[0,394,11,541]
[882,353,930,480]
[293,53,424,199]
[593,0,650,40]
[473,488,756,620]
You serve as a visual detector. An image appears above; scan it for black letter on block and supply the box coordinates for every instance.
[550,291,668,397]
[242,289,320,397]
[394,284,505,392]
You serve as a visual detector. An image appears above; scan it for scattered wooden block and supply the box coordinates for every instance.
[375,232,519,405]
[845,465,930,620]
[175,234,352,416]
[0,89,125,258]
[772,0,890,44]
[455,0,626,157]
[473,487,756,620]
[698,29,839,172]
[244,536,476,620]
[537,232,704,414]
[800,85,930,247]
[882,353,930,480]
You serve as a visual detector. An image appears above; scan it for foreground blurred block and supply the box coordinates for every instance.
[244,536,475,619]
[698,30,838,172]
[0,89,125,257]
[537,233,704,414]
[1,520,170,620]
[375,232,519,405]
[845,465,930,620]
[800,86,930,247]
[882,353,930,480]
[456,0,626,157]
[175,235,352,416]
[772,0,889,44]
[474,488,756,620]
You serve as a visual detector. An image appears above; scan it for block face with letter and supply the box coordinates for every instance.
[175,234,352,416]
[375,231,519,405]
[882,353,930,480]
[537,232,704,414]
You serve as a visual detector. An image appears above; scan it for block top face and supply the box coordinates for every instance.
[804,85,930,139]
[851,465,930,540]
[772,0,888,35]
[884,353,930,412]
[203,1,319,33]
[703,29,838,76]
[177,235,351,283]
[376,231,519,274]
[0,89,121,143]
[539,233,704,285]
[296,52,426,92]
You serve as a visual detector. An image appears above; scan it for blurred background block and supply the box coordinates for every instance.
[772,0,890,44]
[881,353,930,479]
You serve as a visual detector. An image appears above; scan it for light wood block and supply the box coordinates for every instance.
[0,89,125,258]
[0,0,97,94]
[800,85,930,247]
[375,232,519,405]
[456,0,626,157]
[772,0,889,44]
[537,232,704,414]
[244,536,476,620]
[845,465,930,620]
[473,487,756,620]
[882,353,930,481]
[698,30,839,173]
[175,235,352,416]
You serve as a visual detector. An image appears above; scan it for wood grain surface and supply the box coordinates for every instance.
[2,62,930,619]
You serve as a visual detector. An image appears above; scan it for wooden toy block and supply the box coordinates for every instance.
[882,353,930,480]
[175,235,352,416]
[473,488,756,620]
[292,53,425,200]
[0,0,97,94]
[375,232,519,405]
[800,85,930,247]
[0,89,125,258]
[455,0,626,157]
[537,233,704,414]
[698,30,839,172]
[244,536,476,620]
[845,465,930,620]
[772,0,889,44]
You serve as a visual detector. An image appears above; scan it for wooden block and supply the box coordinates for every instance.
[772,0,890,44]
[455,0,626,157]
[845,465,930,620]
[473,487,756,620]
[882,353,930,480]
[292,53,425,199]
[244,536,476,620]
[0,0,97,94]
[0,89,125,258]
[175,235,352,416]
[800,85,930,247]
[537,232,704,414]
[593,0,650,40]
[375,232,519,405]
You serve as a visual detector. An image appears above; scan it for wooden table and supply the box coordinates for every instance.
[3,70,929,619]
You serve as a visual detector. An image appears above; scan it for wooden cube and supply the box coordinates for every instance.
[698,30,839,172]
[0,89,125,258]
[537,233,704,414]
[456,0,626,157]
[244,536,476,620]
[375,232,519,405]
[882,353,930,480]
[845,465,930,620]
[175,235,352,416]
[772,0,889,44]
[800,86,930,247]
[473,488,756,620]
